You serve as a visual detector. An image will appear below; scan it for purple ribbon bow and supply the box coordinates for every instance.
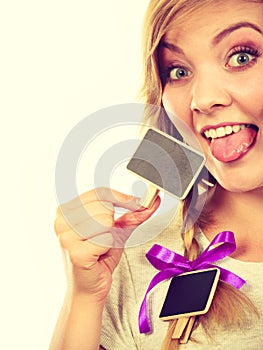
[138,231,246,333]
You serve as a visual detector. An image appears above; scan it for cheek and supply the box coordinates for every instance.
[162,88,196,140]
[249,85,263,119]
[162,88,189,122]
[237,73,263,120]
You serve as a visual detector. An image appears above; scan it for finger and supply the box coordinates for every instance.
[58,187,141,213]
[72,218,115,239]
[55,215,114,240]
[111,196,161,247]
[56,199,116,240]
[61,233,113,269]
[66,201,114,224]
[115,195,161,228]
[58,227,114,252]
[55,201,114,234]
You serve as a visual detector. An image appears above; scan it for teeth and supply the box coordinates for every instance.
[225,125,232,135]
[210,129,217,138]
[216,127,225,138]
[203,124,247,139]
[233,125,241,133]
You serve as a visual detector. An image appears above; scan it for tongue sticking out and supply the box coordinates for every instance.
[210,127,257,162]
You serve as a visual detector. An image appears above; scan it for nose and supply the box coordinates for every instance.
[190,69,232,114]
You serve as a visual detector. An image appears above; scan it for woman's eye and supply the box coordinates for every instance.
[228,52,254,67]
[169,67,190,80]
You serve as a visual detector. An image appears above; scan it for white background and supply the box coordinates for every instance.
[0,1,151,349]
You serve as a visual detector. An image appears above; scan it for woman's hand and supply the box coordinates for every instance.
[54,187,160,303]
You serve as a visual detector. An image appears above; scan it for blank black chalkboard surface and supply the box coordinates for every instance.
[126,128,205,206]
[159,268,220,320]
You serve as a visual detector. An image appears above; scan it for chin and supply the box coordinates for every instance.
[207,155,263,193]
[216,177,263,193]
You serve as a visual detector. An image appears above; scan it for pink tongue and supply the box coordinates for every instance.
[210,127,257,162]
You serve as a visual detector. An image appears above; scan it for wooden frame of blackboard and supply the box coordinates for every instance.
[159,268,220,321]
[126,128,206,203]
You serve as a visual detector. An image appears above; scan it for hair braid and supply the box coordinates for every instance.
[161,189,201,350]
[161,185,259,349]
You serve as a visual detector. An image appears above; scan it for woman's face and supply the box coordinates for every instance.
[160,0,263,192]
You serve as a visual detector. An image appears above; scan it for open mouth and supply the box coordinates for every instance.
[202,124,259,141]
[201,124,259,162]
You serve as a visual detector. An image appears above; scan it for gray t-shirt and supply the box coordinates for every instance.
[101,208,263,349]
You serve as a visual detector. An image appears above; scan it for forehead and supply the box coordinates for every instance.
[164,0,263,44]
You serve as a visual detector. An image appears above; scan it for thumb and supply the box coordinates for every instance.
[111,196,161,247]
[115,196,161,229]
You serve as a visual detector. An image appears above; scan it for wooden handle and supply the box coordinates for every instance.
[180,316,196,344]
[140,184,160,208]
[172,317,189,339]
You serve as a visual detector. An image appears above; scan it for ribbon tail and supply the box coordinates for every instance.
[217,266,246,289]
[138,294,151,333]
[138,268,186,333]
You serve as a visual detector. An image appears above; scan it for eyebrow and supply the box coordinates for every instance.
[160,41,184,54]
[160,22,263,54]
[212,22,263,46]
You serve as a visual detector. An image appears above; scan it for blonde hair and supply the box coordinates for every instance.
[140,0,216,135]
[140,1,260,348]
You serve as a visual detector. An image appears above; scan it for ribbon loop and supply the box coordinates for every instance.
[138,231,246,334]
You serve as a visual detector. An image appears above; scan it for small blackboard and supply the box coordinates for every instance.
[126,128,205,200]
[159,268,220,320]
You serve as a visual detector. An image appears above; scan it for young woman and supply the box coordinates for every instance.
[50,0,263,349]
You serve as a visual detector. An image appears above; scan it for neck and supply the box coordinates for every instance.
[201,184,263,262]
